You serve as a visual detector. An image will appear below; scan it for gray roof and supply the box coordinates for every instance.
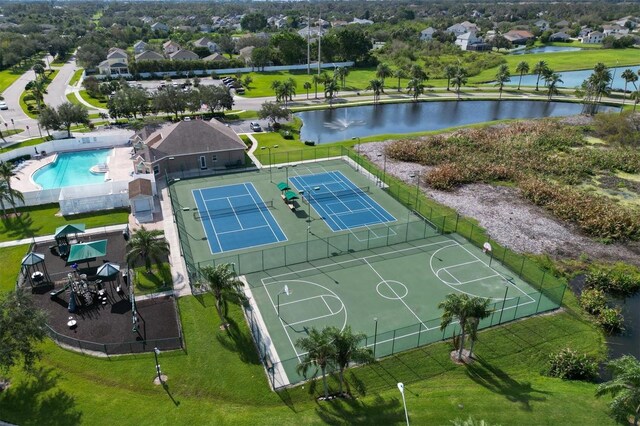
[135,51,164,61]
[169,49,199,60]
[144,119,245,162]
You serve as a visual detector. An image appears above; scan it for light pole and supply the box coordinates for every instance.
[376,153,387,187]
[409,171,420,210]
[153,347,163,384]
[260,145,279,182]
[397,382,409,426]
[351,136,361,171]
[373,317,378,359]
[10,118,15,132]
[277,164,297,183]
[277,284,291,316]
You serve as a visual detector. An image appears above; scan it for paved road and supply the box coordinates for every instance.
[43,55,79,108]
[0,67,37,135]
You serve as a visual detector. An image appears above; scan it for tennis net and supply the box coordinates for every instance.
[194,200,274,220]
[301,186,370,203]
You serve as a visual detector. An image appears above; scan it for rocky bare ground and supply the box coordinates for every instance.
[359,141,640,266]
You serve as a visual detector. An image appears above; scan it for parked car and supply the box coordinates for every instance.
[235,88,245,94]
[250,122,262,132]
[0,101,7,110]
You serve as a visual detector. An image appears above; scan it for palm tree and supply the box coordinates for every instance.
[631,90,640,113]
[33,63,45,82]
[199,263,245,326]
[409,64,428,83]
[26,79,46,110]
[596,355,640,425]
[533,60,548,91]
[545,73,563,101]
[515,61,530,90]
[333,66,349,89]
[296,327,336,399]
[0,161,19,206]
[582,63,613,114]
[303,81,312,100]
[439,293,473,361]
[0,180,24,218]
[324,78,339,105]
[271,80,283,102]
[464,297,493,359]
[366,79,384,104]
[281,78,296,105]
[494,64,511,100]
[375,63,392,86]
[406,78,425,101]
[452,67,468,100]
[312,74,323,99]
[393,67,408,92]
[621,69,638,108]
[444,64,457,91]
[126,226,169,273]
[329,326,373,394]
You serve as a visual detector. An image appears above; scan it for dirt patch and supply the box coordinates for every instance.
[599,175,640,194]
[359,141,640,266]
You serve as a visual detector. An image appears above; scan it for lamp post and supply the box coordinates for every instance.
[260,145,279,182]
[277,164,297,183]
[409,171,420,210]
[277,284,291,316]
[351,136,361,171]
[373,317,378,359]
[153,347,163,384]
[376,152,387,187]
[397,382,409,426]
[10,118,15,132]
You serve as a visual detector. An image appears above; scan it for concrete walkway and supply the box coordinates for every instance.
[158,185,191,297]
[0,224,128,248]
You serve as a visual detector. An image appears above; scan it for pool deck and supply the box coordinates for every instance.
[11,146,134,192]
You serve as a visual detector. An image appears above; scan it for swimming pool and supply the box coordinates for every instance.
[32,149,113,189]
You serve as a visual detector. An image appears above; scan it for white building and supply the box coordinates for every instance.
[581,31,604,44]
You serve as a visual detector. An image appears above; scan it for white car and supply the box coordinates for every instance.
[0,101,7,110]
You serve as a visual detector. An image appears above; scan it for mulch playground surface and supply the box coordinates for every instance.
[28,231,181,354]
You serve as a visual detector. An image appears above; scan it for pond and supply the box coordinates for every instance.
[510,46,583,55]
[508,65,640,90]
[297,100,592,144]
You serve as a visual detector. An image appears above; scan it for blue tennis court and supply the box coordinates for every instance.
[289,171,396,232]
[192,183,287,253]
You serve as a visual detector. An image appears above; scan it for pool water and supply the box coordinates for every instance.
[33,149,112,189]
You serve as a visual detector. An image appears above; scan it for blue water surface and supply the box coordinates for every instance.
[33,149,112,189]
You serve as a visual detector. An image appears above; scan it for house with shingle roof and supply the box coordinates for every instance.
[135,119,247,177]
[97,47,129,76]
[169,49,199,61]
[163,40,181,55]
[135,50,164,62]
[133,40,148,55]
[192,37,219,53]
[203,52,228,63]
[503,29,534,45]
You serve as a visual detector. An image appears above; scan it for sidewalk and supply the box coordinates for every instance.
[0,224,128,248]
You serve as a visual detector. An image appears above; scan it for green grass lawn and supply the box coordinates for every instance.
[134,262,172,295]
[0,68,25,94]
[78,89,108,108]
[0,244,29,293]
[0,135,52,154]
[472,48,640,83]
[1,129,24,138]
[19,69,60,118]
[0,204,129,243]
[69,69,84,86]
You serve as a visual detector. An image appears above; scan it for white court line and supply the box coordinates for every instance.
[285,311,340,327]
[321,295,334,315]
[216,224,272,236]
[243,183,281,241]
[279,294,326,307]
[261,280,302,362]
[195,188,224,254]
[201,193,255,203]
[364,258,428,330]
[450,273,501,285]
[457,244,536,302]
[261,239,453,286]
[441,268,461,284]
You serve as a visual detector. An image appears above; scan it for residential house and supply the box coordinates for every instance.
[238,46,255,65]
[447,23,469,37]
[331,20,349,28]
[534,20,549,31]
[140,16,154,25]
[350,18,374,25]
[297,26,326,40]
[97,47,129,76]
[199,24,212,33]
[133,40,148,55]
[151,22,169,33]
[602,24,629,36]
[203,53,228,63]
[192,37,219,53]
[581,31,604,44]
[135,119,247,177]
[613,16,638,29]
[420,27,436,41]
[549,32,571,42]
[135,50,164,62]
[578,27,593,38]
[455,32,484,51]
[503,30,534,45]
[163,40,181,56]
[555,20,570,29]
[169,49,199,61]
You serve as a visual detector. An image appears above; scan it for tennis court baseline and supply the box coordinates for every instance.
[192,183,286,253]
[289,171,395,231]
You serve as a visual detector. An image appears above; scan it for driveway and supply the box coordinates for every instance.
[43,55,79,108]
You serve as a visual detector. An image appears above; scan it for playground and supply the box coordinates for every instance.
[28,231,181,354]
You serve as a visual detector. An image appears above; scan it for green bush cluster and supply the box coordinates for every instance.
[519,178,640,242]
[585,263,640,298]
[546,348,598,381]
[579,288,607,315]
[596,307,624,334]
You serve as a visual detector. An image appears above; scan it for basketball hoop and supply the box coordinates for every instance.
[483,242,492,254]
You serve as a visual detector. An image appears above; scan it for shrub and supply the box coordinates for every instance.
[546,348,598,381]
[280,130,293,140]
[597,307,624,334]
[585,263,640,298]
[272,122,282,131]
[579,288,607,315]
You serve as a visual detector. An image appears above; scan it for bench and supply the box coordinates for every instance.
[287,203,295,211]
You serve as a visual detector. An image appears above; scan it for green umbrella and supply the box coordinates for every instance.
[55,224,86,238]
[67,240,108,264]
[284,191,299,201]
